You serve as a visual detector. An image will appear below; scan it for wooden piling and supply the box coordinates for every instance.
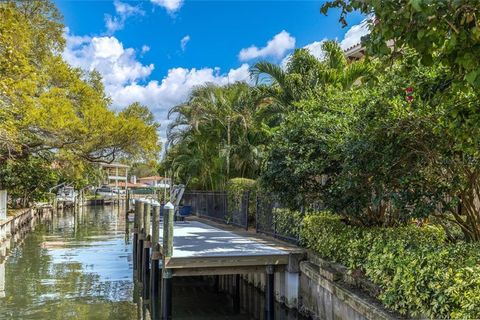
[143,234,151,300]
[233,274,241,313]
[126,189,130,214]
[150,204,161,318]
[151,243,161,320]
[144,201,151,236]
[265,265,275,320]
[161,202,174,320]
[137,200,145,280]
[152,204,160,245]
[133,200,140,271]
[142,201,152,299]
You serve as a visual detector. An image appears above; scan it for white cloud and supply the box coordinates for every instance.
[304,40,328,60]
[104,0,144,34]
[63,34,154,89]
[340,18,370,50]
[141,45,150,54]
[114,0,144,16]
[280,39,327,69]
[111,64,251,113]
[151,0,183,14]
[63,31,250,140]
[239,30,295,61]
[111,64,250,139]
[180,35,190,52]
[281,18,371,68]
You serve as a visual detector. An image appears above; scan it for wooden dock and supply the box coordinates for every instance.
[160,220,294,276]
[131,200,304,320]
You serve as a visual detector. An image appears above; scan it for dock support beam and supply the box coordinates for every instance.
[138,229,144,282]
[161,202,174,320]
[136,200,144,280]
[151,244,161,320]
[143,235,151,300]
[126,189,130,214]
[133,200,140,271]
[265,265,275,320]
[161,268,173,320]
[142,201,151,299]
[233,274,240,313]
[151,204,161,310]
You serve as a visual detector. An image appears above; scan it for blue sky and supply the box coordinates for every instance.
[56,0,367,141]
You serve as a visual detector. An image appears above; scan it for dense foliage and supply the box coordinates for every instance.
[226,178,257,225]
[321,0,480,86]
[165,83,264,190]
[301,213,480,318]
[0,1,160,204]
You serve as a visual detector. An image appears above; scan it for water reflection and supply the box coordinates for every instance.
[0,205,137,320]
[1,206,308,320]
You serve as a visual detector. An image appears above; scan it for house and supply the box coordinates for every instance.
[344,43,366,61]
[100,163,129,191]
[137,176,171,188]
[343,39,395,61]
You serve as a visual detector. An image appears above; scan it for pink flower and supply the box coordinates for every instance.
[405,87,414,93]
[407,95,414,102]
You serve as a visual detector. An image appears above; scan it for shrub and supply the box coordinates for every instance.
[300,213,480,318]
[272,207,303,241]
[227,178,257,226]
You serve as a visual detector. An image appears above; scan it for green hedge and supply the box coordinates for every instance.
[227,178,257,225]
[300,213,480,318]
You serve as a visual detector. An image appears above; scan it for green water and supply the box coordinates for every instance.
[0,206,307,320]
[0,206,136,319]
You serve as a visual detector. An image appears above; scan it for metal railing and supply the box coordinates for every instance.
[182,190,304,244]
[255,193,303,244]
[182,191,249,229]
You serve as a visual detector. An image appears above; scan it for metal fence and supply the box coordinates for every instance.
[182,191,249,229]
[255,193,303,244]
[182,190,304,243]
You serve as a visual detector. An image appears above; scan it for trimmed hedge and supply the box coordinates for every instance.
[300,213,480,318]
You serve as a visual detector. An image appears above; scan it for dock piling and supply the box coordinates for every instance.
[133,200,140,271]
[142,201,152,299]
[161,268,173,320]
[151,243,161,320]
[161,202,174,320]
[233,274,240,313]
[143,234,151,300]
[265,265,275,320]
[126,189,130,214]
[138,228,145,282]
[136,200,145,280]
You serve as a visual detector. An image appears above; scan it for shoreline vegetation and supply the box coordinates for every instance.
[0,1,160,208]
[163,1,480,318]
[1,0,479,318]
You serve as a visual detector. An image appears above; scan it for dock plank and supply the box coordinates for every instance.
[159,220,290,270]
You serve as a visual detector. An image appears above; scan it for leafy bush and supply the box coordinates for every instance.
[272,207,303,241]
[301,213,480,318]
[227,178,257,226]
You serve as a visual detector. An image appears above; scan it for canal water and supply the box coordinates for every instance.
[0,206,307,319]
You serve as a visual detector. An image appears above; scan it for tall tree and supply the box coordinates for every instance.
[166,83,263,189]
[250,41,372,124]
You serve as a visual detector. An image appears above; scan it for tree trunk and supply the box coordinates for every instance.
[226,118,231,180]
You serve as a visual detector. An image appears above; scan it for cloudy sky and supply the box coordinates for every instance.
[56,0,368,144]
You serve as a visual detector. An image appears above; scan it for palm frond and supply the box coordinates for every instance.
[250,62,287,87]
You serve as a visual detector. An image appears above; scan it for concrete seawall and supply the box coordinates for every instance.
[232,250,401,320]
[0,204,53,255]
[0,204,54,298]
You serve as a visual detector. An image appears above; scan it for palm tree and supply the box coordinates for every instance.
[165,82,263,190]
[250,40,372,118]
